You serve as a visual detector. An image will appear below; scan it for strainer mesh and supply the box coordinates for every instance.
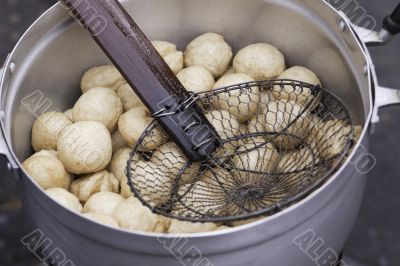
[126,80,354,222]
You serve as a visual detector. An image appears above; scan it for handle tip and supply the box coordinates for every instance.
[383,16,400,35]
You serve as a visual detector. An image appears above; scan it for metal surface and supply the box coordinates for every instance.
[0,0,394,265]
[351,24,387,46]
[379,28,396,43]
[350,21,399,46]
[0,55,19,178]
[375,86,400,109]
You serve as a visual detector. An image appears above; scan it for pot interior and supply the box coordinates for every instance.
[3,0,369,163]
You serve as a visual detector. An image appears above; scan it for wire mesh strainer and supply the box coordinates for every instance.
[127,80,355,222]
[64,0,355,223]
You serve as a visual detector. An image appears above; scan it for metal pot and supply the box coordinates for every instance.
[0,0,399,265]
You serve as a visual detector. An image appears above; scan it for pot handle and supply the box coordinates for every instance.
[358,3,400,127]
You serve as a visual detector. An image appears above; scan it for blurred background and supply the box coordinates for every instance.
[0,0,399,265]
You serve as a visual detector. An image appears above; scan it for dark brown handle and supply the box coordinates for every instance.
[61,0,221,161]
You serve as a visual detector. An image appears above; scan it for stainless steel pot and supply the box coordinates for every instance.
[1,0,399,265]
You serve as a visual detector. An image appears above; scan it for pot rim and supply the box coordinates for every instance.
[1,0,374,239]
